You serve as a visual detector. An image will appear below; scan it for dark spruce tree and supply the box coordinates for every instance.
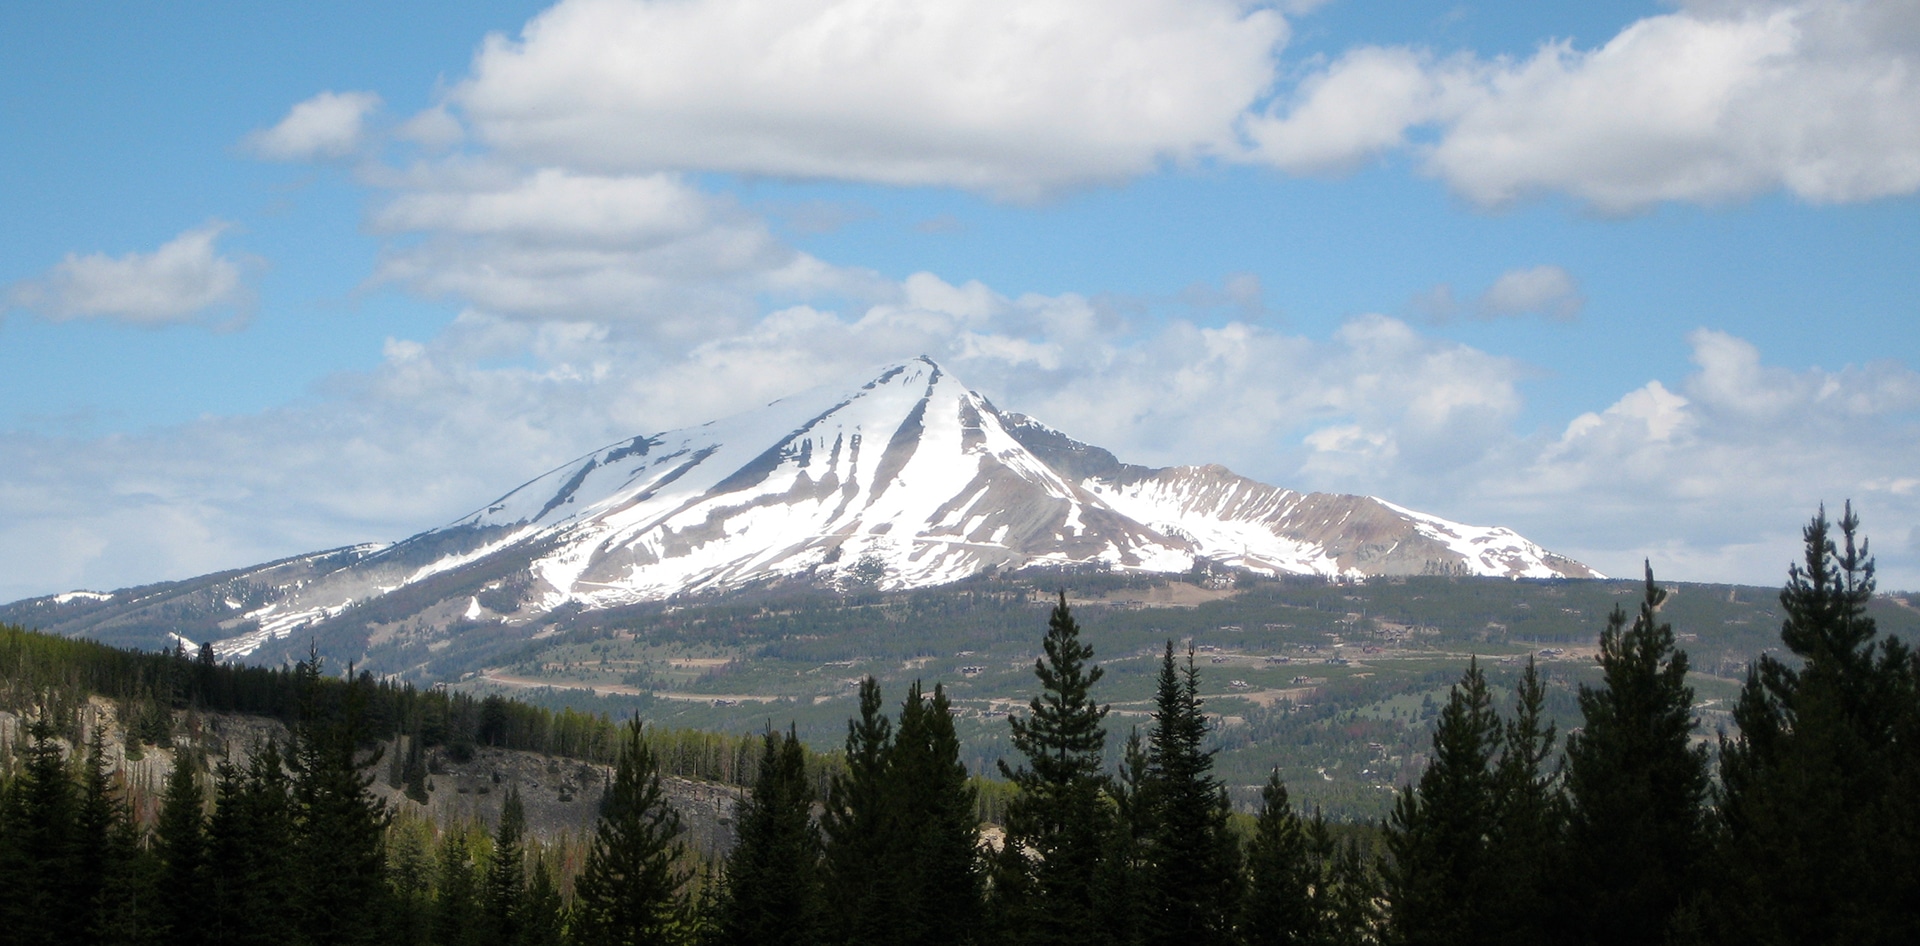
[572,718,693,946]
[1382,660,1502,946]
[94,777,158,946]
[1141,643,1240,946]
[1321,826,1383,946]
[286,658,394,945]
[73,724,130,944]
[1489,657,1564,946]
[714,726,824,946]
[521,855,570,946]
[1714,505,1920,945]
[1561,563,1709,946]
[820,676,896,945]
[385,818,435,946]
[991,592,1113,946]
[1242,770,1317,946]
[433,829,483,946]
[484,786,530,946]
[155,748,213,946]
[1093,728,1152,946]
[887,681,984,945]
[0,715,79,946]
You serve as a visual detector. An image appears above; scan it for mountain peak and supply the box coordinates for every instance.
[5,362,1599,662]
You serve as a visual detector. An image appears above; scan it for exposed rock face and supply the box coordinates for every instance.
[5,357,1597,664]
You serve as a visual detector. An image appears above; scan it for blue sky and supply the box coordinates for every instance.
[3,0,1918,600]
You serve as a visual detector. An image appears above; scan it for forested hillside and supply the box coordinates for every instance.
[3,506,1917,944]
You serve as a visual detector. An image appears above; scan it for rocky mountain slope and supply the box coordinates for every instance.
[4,357,1595,669]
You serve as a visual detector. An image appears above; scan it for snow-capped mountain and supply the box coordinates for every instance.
[5,357,1596,663]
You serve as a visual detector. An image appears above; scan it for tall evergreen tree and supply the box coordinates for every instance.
[820,676,895,945]
[73,723,125,943]
[1382,660,1502,946]
[485,786,530,946]
[572,718,692,946]
[287,659,393,946]
[888,681,984,945]
[1714,505,1920,945]
[243,741,299,944]
[714,726,823,946]
[1141,643,1240,946]
[433,829,483,946]
[1093,728,1152,946]
[1321,827,1383,946]
[204,757,253,946]
[93,783,157,946]
[0,715,78,946]
[386,817,436,946]
[155,749,212,946]
[1242,771,1317,946]
[521,854,569,946]
[992,592,1112,946]
[1561,563,1709,946]
[1488,658,1563,946]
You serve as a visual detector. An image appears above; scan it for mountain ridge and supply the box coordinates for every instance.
[6,357,1597,668]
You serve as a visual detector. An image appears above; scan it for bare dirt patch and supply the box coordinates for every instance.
[1061,583,1241,609]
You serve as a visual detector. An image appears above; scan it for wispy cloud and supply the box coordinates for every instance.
[245,90,382,161]
[1415,264,1584,324]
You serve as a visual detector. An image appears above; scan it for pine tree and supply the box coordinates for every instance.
[572,717,692,946]
[1561,563,1709,946]
[93,787,157,946]
[1242,770,1317,946]
[888,682,984,945]
[386,817,436,946]
[204,757,252,946]
[156,749,213,946]
[1141,642,1240,946]
[992,592,1112,946]
[1382,660,1502,946]
[0,715,78,946]
[70,722,156,946]
[484,786,530,945]
[714,726,823,946]
[205,748,302,946]
[820,676,896,945]
[521,854,569,946]
[1488,657,1563,946]
[1093,728,1152,946]
[73,723,125,943]
[287,659,394,945]
[1322,829,1383,946]
[1713,506,1920,945]
[433,829,483,946]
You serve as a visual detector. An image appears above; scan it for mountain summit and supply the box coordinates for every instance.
[8,357,1596,662]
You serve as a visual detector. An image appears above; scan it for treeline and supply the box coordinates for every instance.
[533,504,1920,946]
[3,505,1918,945]
[0,625,779,787]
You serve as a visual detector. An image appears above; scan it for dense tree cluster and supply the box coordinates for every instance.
[3,506,1918,944]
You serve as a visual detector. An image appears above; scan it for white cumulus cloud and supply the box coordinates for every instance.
[1248,0,1920,211]
[1502,328,1920,581]
[452,0,1288,198]
[5,223,253,327]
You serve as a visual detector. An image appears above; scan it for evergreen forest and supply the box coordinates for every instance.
[3,505,1918,945]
